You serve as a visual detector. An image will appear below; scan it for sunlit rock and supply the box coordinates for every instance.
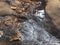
[45,0,60,29]
[0,31,3,37]
[0,2,17,15]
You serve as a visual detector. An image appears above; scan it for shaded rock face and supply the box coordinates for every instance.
[45,0,60,38]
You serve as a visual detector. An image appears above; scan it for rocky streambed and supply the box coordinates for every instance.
[0,0,60,45]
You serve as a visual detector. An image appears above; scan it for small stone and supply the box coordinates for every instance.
[0,31,3,37]
[10,37,21,41]
[11,6,17,10]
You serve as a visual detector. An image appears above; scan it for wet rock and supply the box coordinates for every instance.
[45,0,60,29]
[45,0,60,38]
